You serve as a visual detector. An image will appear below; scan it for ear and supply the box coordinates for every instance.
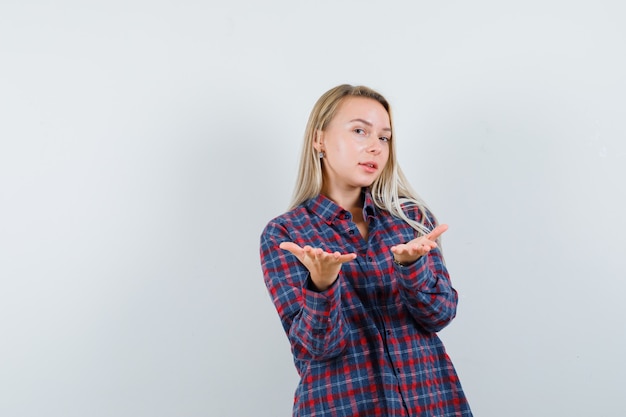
[313,130,324,152]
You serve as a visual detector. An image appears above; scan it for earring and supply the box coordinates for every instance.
[318,151,325,159]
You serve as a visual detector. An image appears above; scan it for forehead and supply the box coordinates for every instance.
[333,96,390,124]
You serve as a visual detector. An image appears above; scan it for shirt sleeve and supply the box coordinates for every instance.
[260,221,349,360]
[393,246,458,333]
[393,206,459,333]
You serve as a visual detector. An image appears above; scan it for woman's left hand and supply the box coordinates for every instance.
[390,224,448,266]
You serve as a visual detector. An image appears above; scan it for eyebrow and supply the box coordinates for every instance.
[349,118,392,132]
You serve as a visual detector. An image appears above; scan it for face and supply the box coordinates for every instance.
[315,96,391,196]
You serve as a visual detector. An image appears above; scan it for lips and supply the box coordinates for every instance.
[359,161,378,173]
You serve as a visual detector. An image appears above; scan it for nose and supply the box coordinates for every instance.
[368,138,383,155]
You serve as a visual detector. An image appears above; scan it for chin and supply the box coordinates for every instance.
[358,181,376,189]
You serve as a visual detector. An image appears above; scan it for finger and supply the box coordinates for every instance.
[326,251,356,262]
[426,224,448,241]
[337,253,357,263]
[391,244,410,255]
[279,241,303,254]
[302,245,319,257]
[421,241,438,252]
[408,241,436,255]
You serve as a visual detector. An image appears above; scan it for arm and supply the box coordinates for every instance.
[393,246,458,333]
[260,222,353,360]
[390,215,458,333]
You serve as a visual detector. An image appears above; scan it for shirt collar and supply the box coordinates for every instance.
[305,189,378,224]
[362,189,378,220]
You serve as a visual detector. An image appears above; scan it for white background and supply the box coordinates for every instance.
[1,1,625,416]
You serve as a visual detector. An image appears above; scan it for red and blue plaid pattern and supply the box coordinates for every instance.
[260,191,472,416]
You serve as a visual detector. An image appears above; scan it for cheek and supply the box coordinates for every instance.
[379,149,391,172]
[382,146,391,163]
[335,140,359,156]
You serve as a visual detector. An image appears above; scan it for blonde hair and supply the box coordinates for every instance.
[289,84,435,237]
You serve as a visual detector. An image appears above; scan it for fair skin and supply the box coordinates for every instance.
[280,96,448,291]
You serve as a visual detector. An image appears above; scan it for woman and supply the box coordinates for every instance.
[260,84,472,416]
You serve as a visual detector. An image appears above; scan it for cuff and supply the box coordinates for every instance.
[302,276,341,321]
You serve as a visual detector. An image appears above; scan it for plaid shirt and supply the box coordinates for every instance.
[260,191,472,416]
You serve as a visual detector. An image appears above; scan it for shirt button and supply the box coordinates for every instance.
[349,229,354,235]
[367,256,373,262]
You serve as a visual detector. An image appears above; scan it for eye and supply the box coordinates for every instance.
[354,128,366,135]
[379,136,390,142]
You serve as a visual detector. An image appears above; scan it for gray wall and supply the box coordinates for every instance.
[1,1,624,416]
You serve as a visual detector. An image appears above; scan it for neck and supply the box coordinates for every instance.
[321,185,364,213]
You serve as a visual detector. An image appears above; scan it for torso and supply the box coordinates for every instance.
[352,210,369,240]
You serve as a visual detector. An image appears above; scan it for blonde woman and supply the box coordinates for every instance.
[260,84,472,416]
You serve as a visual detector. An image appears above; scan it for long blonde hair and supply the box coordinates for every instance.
[289,84,436,236]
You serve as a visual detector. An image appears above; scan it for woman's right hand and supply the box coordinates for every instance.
[279,242,357,291]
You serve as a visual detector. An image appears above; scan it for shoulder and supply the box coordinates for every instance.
[261,204,310,241]
[398,198,438,230]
